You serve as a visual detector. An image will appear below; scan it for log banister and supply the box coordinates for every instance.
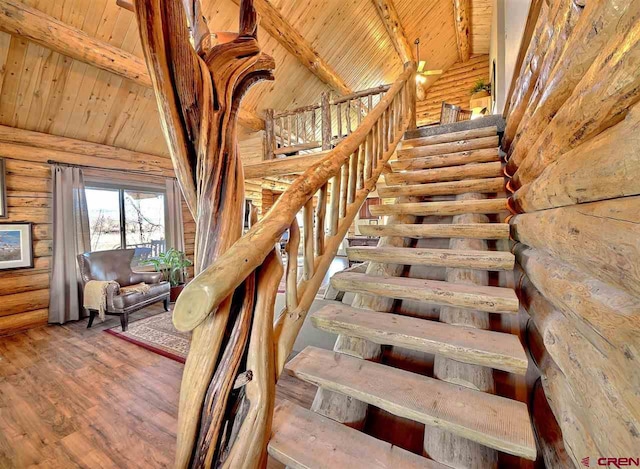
[135,0,415,461]
[173,62,415,332]
[264,83,397,159]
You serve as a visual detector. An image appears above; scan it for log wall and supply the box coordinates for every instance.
[504,2,640,465]
[0,127,176,336]
[416,55,489,126]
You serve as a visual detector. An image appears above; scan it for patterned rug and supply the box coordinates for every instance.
[105,313,190,363]
[106,257,335,362]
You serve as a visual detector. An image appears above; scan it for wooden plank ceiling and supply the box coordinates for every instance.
[0,0,492,159]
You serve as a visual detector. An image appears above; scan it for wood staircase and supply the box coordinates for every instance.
[268,123,537,467]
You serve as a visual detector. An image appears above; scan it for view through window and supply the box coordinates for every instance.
[86,186,166,257]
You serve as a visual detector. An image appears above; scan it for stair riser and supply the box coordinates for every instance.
[346,248,515,270]
[378,177,504,198]
[385,161,503,185]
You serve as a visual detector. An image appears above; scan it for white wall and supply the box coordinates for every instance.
[490,0,532,114]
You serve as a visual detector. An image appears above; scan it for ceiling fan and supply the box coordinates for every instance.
[414,39,443,84]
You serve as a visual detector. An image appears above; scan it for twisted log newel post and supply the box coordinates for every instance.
[134,1,276,467]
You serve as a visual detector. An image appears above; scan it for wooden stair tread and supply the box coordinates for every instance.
[285,347,537,460]
[397,135,499,159]
[311,304,528,374]
[268,400,445,469]
[385,161,503,185]
[370,199,508,216]
[358,223,510,239]
[330,272,519,313]
[346,246,514,270]
[378,177,505,198]
[401,126,498,149]
[391,148,500,171]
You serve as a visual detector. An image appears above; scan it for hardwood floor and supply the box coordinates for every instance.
[0,305,316,468]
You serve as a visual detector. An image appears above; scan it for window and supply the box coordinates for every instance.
[86,185,166,258]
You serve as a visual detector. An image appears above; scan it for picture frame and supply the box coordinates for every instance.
[0,158,6,218]
[0,223,34,270]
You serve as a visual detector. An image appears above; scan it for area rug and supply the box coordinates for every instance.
[105,313,190,363]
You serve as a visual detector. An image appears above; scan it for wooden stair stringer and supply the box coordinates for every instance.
[272,125,536,467]
[310,195,421,429]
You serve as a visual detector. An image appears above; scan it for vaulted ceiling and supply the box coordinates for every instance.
[0,0,492,159]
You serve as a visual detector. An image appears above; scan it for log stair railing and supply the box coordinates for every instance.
[269,123,537,467]
[169,57,416,466]
[264,84,392,159]
[133,0,417,465]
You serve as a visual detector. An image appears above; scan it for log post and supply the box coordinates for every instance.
[311,196,419,428]
[321,92,332,151]
[263,108,276,160]
[134,0,275,467]
[453,0,471,62]
[423,193,498,468]
[370,0,415,64]
[404,62,417,130]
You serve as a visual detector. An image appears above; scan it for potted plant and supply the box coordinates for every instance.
[143,248,193,302]
[471,79,491,99]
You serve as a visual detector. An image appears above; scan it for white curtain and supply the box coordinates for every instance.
[49,166,91,324]
[165,178,185,252]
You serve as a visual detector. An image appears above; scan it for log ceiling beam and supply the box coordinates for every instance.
[370,0,414,65]
[118,0,352,95]
[453,0,471,62]
[231,0,352,95]
[0,0,264,131]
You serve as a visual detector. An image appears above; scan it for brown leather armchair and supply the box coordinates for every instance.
[78,249,170,331]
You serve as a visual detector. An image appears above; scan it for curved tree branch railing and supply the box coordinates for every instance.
[135,1,415,466]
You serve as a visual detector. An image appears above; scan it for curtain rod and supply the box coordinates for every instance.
[46,159,175,179]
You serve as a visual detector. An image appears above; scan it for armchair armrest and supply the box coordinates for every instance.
[130,271,164,284]
[105,282,121,311]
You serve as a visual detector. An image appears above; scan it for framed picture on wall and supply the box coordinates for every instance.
[0,223,34,270]
[0,158,6,218]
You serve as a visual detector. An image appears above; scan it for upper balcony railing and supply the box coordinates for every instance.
[263,84,393,160]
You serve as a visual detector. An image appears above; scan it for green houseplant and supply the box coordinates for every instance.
[471,79,491,99]
[143,248,193,302]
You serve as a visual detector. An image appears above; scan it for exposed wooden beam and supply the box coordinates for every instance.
[0,125,175,176]
[0,124,170,166]
[370,0,414,64]
[453,0,471,62]
[0,0,264,131]
[119,0,351,95]
[244,150,329,179]
[230,0,351,95]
